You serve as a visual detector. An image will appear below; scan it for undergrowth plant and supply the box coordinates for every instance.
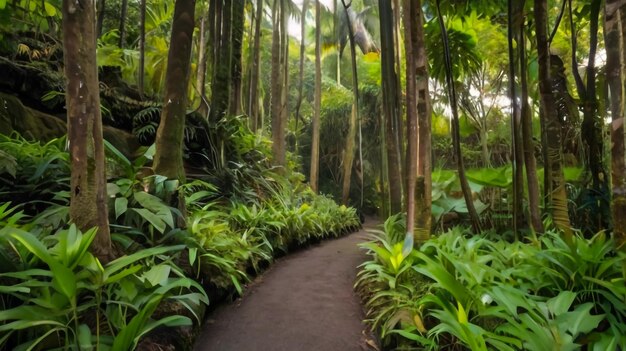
[357,217,626,350]
[0,212,208,350]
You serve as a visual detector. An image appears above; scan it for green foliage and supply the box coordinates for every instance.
[0,134,69,216]
[0,219,208,350]
[357,222,626,350]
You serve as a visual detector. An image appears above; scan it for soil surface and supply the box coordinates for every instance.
[193,221,379,351]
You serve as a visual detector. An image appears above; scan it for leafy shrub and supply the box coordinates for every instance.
[0,217,208,350]
[357,220,626,350]
[0,134,70,214]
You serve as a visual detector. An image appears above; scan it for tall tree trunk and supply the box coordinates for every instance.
[606,0,626,249]
[535,0,572,240]
[249,0,263,131]
[118,0,128,48]
[404,0,432,242]
[96,0,106,37]
[197,11,210,117]
[582,0,609,231]
[519,16,544,233]
[435,0,481,233]
[295,0,309,143]
[379,0,403,215]
[138,0,146,97]
[508,0,525,234]
[335,0,341,84]
[153,0,196,182]
[63,0,113,262]
[271,0,286,166]
[230,0,245,116]
[210,0,232,122]
[310,0,322,193]
[340,0,360,205]
[393,0,405,176]
[414,1,431,242]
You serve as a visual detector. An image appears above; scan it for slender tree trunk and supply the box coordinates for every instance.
[118,0,128,48]
[379,0,403,215]
[520,17,544,233]
[606,0,626,249]
[403,0,418,238]
[340,0,360,205]
[281,0,290,157]
[295,0,309,148]
[230,0,245,116]
[197,12,210,117]
[96,0,106,37]
[414,2,431,242]
[535,0,572,240]
[271,0,286,166]
[249,0,263,130]
[435,0,481,233]
[508,0,525,234]
[334,0,340,82]
[153,0,196,182]
[393,0,405,176]
[138,0,146,97]
[63,0,113,262]
[310,0,322,193]
[211,0,232,122]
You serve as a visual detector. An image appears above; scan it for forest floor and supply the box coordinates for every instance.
[193,220,379,351]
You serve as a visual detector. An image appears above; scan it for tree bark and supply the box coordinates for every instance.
[230,0,245,116]
[138,0,146,97]
[535,0,572,240]
[196,11,209,117]
[210,0,232,122]
[379,0,403,215]
[249,0,264,131]
[508,0,525,234]
[63,0,113,262]
[153,0,196,182]
[271,0,287,166]
[606,0,626,249]
[310,0,322,193]
[118,0,128,48]
[414,1,432,242]
[519,16,544,233]
[96,0,106,37]
[295,0,309,148]
[340,0,360,205]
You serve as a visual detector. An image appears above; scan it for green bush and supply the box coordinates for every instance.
[0,214,208,350]
[357,219,626,350]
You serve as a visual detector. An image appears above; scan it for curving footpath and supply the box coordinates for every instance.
[193,221,378,351]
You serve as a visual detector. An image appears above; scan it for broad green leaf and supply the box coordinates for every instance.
[0,0,6,10]
[546,290,576,316]
[132,208,165,233]
[43,2,56,16]
[141,265,171,287]
[115,197,128,219]
[77,323,93,350]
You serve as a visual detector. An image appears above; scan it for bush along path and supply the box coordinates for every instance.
[194,219,379,351]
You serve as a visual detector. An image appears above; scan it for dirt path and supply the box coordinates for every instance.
[193,221,378,351]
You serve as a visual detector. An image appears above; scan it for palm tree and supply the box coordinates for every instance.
[271,0,288,166]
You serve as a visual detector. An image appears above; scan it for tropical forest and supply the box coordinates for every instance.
[0,0,625,350]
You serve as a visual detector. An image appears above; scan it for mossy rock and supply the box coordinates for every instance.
[0,92,140,158]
